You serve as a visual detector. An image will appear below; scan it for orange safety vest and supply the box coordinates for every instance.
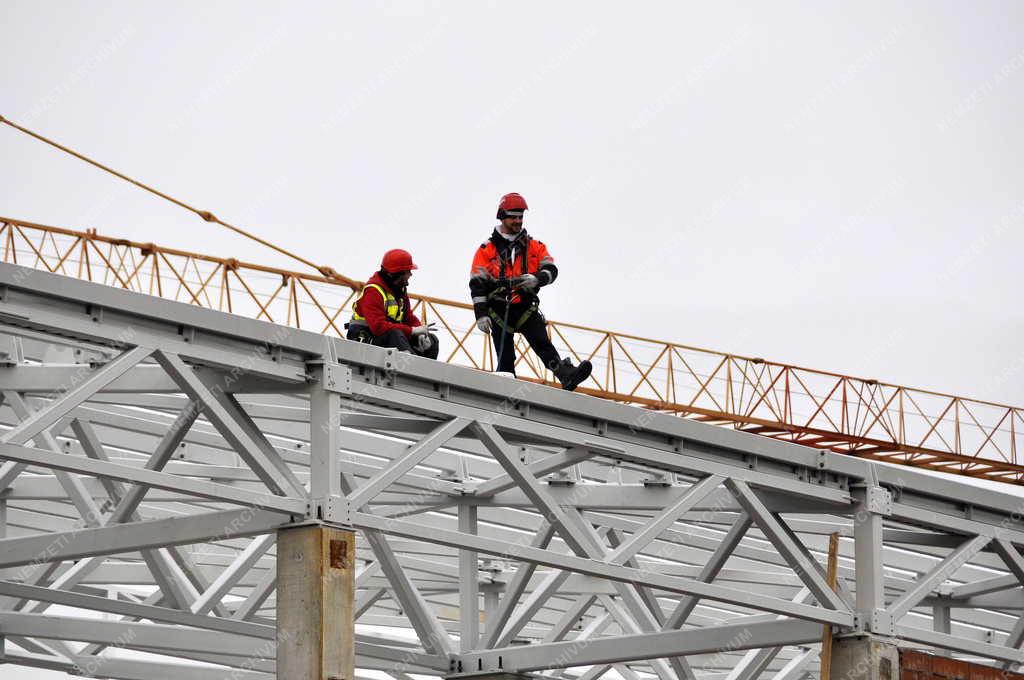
[470,237,553,305]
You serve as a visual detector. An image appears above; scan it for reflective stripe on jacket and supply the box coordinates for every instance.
[471,238,553,282]
[349,272,420,338]
[470,232,555,306]
[352,283,404,324]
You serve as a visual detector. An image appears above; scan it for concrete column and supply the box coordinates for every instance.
[831,636,899,680]
[277,524,355,680]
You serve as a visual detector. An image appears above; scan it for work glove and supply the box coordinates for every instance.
[514,273,539,291]
[416,333,433,352]
[411,323,435,337]
[476,316,492,333]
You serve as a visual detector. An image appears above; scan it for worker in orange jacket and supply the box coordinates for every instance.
[346,249,439,359]
[469,193,592,391]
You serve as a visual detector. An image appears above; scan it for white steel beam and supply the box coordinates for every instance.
[606,475,724,565]
[494,569,572,648]
[354,640,450,671]
[362,528,455,657]
[933,604,952,657]
[1001,616,1024,671]
[473,421,590,556]
[606,528,667,627]
[994,539,1024,585]
[951,574,1019,599]
[726,647,777,680]
[10,556,102,612]
[366,382,854,507]
[459,503,479,652]
[154,350,307,498]
[232,566,277,621]
[0,441,306,513]
[853,485,885,630]
[663,513,752,630]
[0,391,107,522]
[480,521,555,648]
[3,393,220,622]
[597,594,679,680]
[353,512,854,626]
[897,625,1024,665]
[1,649,273,680]
[0,580,272,639]
[6,263,1024,676]
[0,611,266,657]
[473,423,682,667]
[190,534,274,615]
[542,594,596,643]
[347,417,470,509]
[0,275,309,382]
[567,509,695,680]
[341,468,455,657]
[310,366,342,499]
[0,363,290,394]
[459,618,823,672]
[887,535,992,620]
[722,589,811,680]
[769,647,816,680]
[473,446,592,497]
[69,416,230,616]
[0,507,283,568]
[356,587,388,619]
[0,346,153,446]
[726,479,849,612]
[104,401,202,520]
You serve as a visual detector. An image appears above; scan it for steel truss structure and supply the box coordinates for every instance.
[1,262,1024,680]
[2,216,1022,484]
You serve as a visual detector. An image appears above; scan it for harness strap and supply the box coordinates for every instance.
[488,300,538,333]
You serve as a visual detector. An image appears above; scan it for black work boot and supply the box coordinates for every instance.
[553,358,592,392]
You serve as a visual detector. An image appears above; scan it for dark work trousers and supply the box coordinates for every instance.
[490,307,560,374]
[349,328,440,359]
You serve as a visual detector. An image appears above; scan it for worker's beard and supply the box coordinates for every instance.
[380,269,407,296]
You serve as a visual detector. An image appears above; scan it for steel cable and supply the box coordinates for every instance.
[0,114,341,280]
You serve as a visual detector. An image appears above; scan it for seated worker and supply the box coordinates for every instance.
[346,249,439,359]
[469,192,592,391]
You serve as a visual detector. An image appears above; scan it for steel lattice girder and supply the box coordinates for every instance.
[3,215,1023,486]
[1,262,1024,680]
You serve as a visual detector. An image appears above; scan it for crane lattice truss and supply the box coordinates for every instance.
[1,263,1024,680]
[1,216,1022,485]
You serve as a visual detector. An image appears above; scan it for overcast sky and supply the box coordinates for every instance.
[1,2,1023,676]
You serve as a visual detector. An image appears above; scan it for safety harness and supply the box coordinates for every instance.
[487,235,538,333]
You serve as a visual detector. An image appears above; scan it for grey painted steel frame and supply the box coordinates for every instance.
[2,264,1024,680]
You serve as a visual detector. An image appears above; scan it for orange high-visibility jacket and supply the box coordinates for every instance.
[469,230,557,315]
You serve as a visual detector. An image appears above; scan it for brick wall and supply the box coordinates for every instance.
[901,650,1022,680]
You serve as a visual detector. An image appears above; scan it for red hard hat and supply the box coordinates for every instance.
[381,249,418,273]
[496,192,528,219]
